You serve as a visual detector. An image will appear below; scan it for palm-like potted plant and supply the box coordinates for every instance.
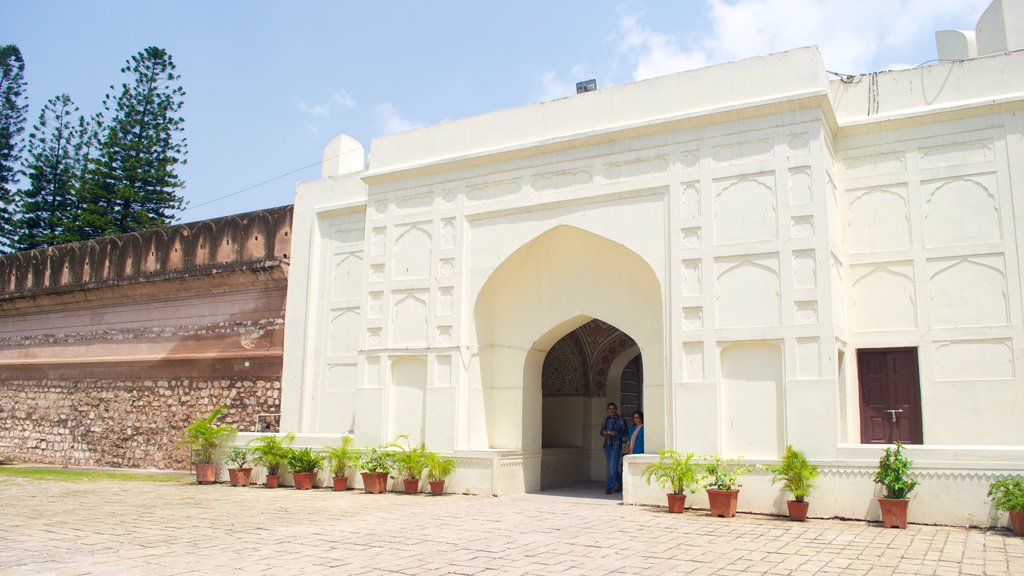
[987,476,1024,536]
[322,436,359,491]
[874,442,919,529]
[766,445,818,521]
[248,432,295,488]
[287,447,323,490]
[422,450,457,496]
[641,450,701,513]
[388,434,427,494]
[225,446,253,487]
[359,447,394,494]
[702,455,752,518]
[181,406,237,484]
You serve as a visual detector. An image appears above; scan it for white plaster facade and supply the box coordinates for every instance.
[278,4,1024,526]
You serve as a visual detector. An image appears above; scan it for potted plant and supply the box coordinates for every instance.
[321,436,358,491]
[225,446,253,487]
[422,450,457,496]
[987,476,1024,536]
[702,455,752,518]
[287,447,323,490]
[641,450,700,513]
[359,447,393,494]
[248,432,295,488]
[180,405,237,484]
[766,445,818,521]
[388,434,427,495]
[873,442,919,529]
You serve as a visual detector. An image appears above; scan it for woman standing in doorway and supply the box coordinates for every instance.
[626,411,644,455]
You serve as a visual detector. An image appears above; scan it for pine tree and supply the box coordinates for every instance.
[15,93,88,250]
[78,46,187,238]
[0,44,28,252]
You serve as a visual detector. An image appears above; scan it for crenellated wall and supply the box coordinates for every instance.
[0,206,292,469]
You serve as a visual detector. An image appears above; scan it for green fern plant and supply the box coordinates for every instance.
[387,434,428,480]
[321,436,358,478]
[248,432,295,476]
[359,447,394,474]
[181,406,237,464]
[287,447,323,474]
[641,450,700,495]
[767,445,818,503]
[874,442,919,499]
[422,450,457,482]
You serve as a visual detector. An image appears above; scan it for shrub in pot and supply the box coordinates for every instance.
[248,432,295,488]
[873,442,919,529]
[641,450,700,513]
[987,476,1024,536]
[287,447,323,490]
[321,436,358,491]
[180,406,237,484]
[701,455,751,518]
[359,447,393,494]
[225,446,253,487]
[422,450,457,496]
[766,445,818,521]
[388,434,427,494]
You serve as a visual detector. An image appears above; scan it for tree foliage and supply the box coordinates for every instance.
[76,46,187,238]
[14,93,89,250]
[0,44,28,251]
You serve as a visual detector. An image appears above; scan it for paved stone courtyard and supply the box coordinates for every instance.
[1,476,1022,576]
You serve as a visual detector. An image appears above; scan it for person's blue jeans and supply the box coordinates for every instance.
[604,442,622,490]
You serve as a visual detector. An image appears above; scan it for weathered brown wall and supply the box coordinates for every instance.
[0,206,292,470]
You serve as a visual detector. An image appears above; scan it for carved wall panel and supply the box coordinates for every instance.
[716,256,780,328]
[721,342,783,458]
[793,250,816,289]
[791,216,814,238]
[789,167,812,205]
[682,228,701,249]
[681,182,700,218]
[796,337,820,378]
[439,258,455,277]
[368,292,383,318]
[370,264,385,282]
[924,175,1000,247]
[929,256,1009,328]
[371,228,387,255]
[682,260,702,296]
[388,356,427,445]
[851,263,916,331]
[844,153,905,178]
[711,139,773,165]
[326,363,358,391]
[395,193,433,213]
[393,225,431,279]
[919,140,994,168]
[846,186,911,252]
[714,174,777,245]
[934,339,1014,380]
[332,253,363,300]
[467,179,521,203]
[603,156,668,181]
[440,219,456,249]
[788,133,810,153]
[682,307,703,329]
[436,355,452,388]
[438,287,454,316]
[682,341,703,380]
[532,170,591,193]
[681,150,699,170]
[392,292,428,346]
[329,310,360,355]
[794,301,818,324]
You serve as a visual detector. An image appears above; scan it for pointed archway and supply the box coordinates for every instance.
[474,225,664,492]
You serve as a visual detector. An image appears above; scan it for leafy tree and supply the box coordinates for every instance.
[77,46,187,238]
[14,93,88,250]
[0,44,28,251]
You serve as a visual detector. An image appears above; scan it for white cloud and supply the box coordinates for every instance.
[374,102,423,135]
[295,90,356,120]
[614,0,989,79]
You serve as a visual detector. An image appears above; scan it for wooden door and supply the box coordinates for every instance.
[858,348,923,444]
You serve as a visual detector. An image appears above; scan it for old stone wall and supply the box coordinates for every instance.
[0,379,280,469]
[0,206,292,470]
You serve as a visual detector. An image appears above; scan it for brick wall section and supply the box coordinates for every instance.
[0,206,292,470]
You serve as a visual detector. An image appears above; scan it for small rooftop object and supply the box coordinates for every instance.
[575,79,597,94]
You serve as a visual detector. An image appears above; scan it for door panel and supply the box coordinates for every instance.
[858,348,923,444]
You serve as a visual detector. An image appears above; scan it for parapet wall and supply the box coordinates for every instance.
[0,206,293,470]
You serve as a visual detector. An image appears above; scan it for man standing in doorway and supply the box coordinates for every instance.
[600,402,629,494]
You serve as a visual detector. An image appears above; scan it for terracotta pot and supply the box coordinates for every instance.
[228,468,252,487]
[1009,510,1024,536]
[195,463,216,484]
[878,497,910,528]
[292,472,316,490]
[403,478,420,495]
[787,500,810,522]
[332,476,348,491]
[266,474,280,488]
[361,471,388,494]
[666,493,686,513]
[707,489,739,518]
[429,480,445,496]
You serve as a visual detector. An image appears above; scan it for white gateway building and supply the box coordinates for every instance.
[275,2,1024,526]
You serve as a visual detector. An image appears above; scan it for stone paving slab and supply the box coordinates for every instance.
[1,477,1023,576]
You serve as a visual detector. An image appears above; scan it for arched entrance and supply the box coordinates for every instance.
[474,225,663,492]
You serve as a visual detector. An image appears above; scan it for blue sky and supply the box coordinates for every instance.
[2,0,989,223]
